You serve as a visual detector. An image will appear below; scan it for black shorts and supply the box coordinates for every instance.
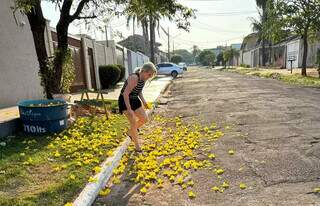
[118,95,142,114]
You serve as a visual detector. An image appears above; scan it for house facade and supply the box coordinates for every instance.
[0,0,150,108]
[0,0,43,108]
[240,32,320,69]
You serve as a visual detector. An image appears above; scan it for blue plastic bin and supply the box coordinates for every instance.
[18,99,68,134]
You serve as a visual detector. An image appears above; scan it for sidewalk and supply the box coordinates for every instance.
[70,76,172,103]
[0,76,172,137]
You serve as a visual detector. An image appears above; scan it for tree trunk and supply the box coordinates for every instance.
[149,16,155,63]
[52,16,70,93]
[26,0,52,99]
[261,38,266,66]
[142,19,149,56]
[302,32,308,76]
[261,6,267,67]
[51,0,74,94]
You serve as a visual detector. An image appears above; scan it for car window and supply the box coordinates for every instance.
[165,64,173,67]
[157,64,164,67]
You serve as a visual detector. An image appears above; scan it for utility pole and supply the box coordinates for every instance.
[133,19,136,51]
[105,25,109,47]
[173,40,174,55]
[167,27,170,62]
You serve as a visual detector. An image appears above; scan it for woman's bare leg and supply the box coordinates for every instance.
[124,111,141,150]
[134,107,148,129]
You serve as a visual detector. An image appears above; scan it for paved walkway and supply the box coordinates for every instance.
[0,76,172,123]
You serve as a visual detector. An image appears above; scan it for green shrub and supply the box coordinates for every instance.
[99,64,121,89]
[116,64,126,83]
[239,63,251,68]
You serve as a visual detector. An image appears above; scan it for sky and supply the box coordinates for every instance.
[41,0,259,52]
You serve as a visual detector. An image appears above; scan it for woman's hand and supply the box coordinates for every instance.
[144,102,151,109]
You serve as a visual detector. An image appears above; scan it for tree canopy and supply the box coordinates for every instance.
[171,55,183,64]
[173,49,193,64]
[272,0,320,75]
[198,50,215,66]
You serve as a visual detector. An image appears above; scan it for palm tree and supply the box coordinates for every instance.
[125,0,150,55]
[125,0,163,63]
[192,45,201,64]
[255,0,268,66]
[125,0,194,63]
[250,11,264,66]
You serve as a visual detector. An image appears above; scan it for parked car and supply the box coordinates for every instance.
[156,62,183,78]
[178,62,188,71]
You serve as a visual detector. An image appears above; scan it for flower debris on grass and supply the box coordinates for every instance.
[0,114,128,206]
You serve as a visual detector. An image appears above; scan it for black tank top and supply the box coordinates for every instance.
[120,73,145,99]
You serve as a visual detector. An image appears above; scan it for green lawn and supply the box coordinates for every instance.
[0,114,128,206]
[223,67,320,87]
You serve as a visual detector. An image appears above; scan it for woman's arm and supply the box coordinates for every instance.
[138,92,149,109]
[123,75,138,112]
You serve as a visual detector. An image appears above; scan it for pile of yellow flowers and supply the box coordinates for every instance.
[47,114,127,173]
[101,115,240,200]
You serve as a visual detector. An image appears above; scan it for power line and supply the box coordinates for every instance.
[196,11,257,16]
[173,34,244,45]
[192,19,247,33]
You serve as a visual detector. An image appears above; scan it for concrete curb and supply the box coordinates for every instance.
[73,137,131,206]
[72,79,173,206]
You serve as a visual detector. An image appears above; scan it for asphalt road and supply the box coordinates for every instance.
[95,68,320,206]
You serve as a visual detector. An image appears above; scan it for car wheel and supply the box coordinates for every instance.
[171,71,178,78]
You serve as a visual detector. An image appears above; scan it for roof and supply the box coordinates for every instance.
[240,33,259,51]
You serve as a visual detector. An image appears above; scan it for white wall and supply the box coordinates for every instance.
[242,51,252,67]
[286,39,300,69]
[0,0,43,108]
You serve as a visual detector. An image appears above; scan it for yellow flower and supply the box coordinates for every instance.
[208,153,216,159]
[211,186,219,192]
[99,188,111,196]
[69,174,76,180]
[188,191,196,199]
[169,176,175,182]
[221,181,229,189]
[88,176,97,183]
[182,184,187,189]
[145,182,151,188]
[140,187,147,194]
[93,166,102,174]
[54,151,61,158]
[177,177,184,185]
[228,149,235,155]
[187,180,194,187]
[215,169,224,175]
[112,176,121,184]
[64,203,74,206]
[239,183,247,190]
[314,187,320,193]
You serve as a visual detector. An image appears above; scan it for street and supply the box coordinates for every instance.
[95,68,320,206]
